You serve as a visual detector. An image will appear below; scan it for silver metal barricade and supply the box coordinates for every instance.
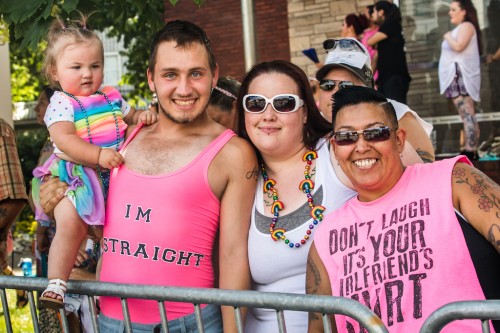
[419,300,500,333]
[0,275,388,333]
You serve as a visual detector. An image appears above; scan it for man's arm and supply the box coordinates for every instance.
[39,178,68,218]
[452,162,500,254]
[218,138,257,332]
[306,243,337,333]
[398,112,435,163]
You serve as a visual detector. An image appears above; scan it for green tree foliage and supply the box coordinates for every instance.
[10,45,45,103]
[1,0,205,102]
[15,128,48,195]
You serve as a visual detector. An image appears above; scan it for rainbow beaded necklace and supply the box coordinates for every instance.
[261,149,326,249]
[62,90,120,190]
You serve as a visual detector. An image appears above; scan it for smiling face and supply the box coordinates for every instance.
[332,102,406,201]
[51,39,103,96]
[147,41,218,124]
[318,67,364,122]
[449,1,466,25]
[244,72,307,158]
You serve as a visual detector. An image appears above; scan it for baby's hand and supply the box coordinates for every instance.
[138,110,158,125]
[98,148,124,169]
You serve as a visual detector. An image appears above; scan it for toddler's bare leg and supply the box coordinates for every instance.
[43,197,88,301]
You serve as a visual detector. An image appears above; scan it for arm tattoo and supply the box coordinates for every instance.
[306,254,322,321]
[306,254,321,294]
[453,166,500,252]
[246,165,259,180]
[308,310,322,323]
[452,166,500,216]
[416,149,435,163]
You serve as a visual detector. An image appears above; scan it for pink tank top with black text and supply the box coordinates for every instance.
[314,156,494,333]
[99,126,235,324]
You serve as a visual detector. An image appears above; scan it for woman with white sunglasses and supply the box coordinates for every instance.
[237,60,357,332]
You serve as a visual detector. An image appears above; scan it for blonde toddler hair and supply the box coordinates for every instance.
[42,13,103,89]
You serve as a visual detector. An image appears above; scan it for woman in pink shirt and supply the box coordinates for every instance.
[307,86,500,333]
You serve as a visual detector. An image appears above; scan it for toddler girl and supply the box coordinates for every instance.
[32,15,156,309]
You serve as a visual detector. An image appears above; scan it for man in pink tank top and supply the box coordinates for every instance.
[307,86,500,333]
[39,20,257,333]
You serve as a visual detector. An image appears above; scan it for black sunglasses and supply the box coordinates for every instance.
[319,79,354,92]
[333,126,397,146]
[323,38,367,54]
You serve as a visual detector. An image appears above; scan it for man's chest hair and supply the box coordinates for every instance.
[124,138,209,175]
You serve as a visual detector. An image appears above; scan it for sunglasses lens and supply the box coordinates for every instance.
[339,81,354,90]
[338,39,356,51]
[244,96,266,113]
[364,128,392,142]
[334,127,393,145]
[323,39,336,51]
[273,95,297,113]
[319,80,335,91]
[334,131,358,145]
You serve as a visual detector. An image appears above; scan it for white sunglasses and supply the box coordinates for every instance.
[243,94,304,113]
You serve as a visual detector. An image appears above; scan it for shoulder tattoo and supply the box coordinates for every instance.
[416,149,435,163]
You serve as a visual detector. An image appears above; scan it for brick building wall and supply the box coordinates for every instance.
[160,1,498,154]
[161,0,370,80]
[163,0,290,82]
[288,0,372,77]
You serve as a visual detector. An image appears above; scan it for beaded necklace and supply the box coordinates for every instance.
[62,90,121,189]
[261,149,325,249]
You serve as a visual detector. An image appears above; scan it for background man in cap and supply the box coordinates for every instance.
[316,38,435,170]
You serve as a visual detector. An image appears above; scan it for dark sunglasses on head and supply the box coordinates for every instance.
[319,79,354,92]
[243,94,304,113]
[333,126,397,146]
[323,38,367,54]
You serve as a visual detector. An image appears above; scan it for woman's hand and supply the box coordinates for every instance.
[39,177,68,218]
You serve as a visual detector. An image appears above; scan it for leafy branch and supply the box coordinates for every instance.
[1,0,205,102]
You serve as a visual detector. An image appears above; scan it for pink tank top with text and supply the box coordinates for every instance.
[314,156,492,333]
[99,125,235,323]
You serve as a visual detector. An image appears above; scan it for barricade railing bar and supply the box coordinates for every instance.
[419,300,500,333]
[0,275,388,333]
[3,276,499,333]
